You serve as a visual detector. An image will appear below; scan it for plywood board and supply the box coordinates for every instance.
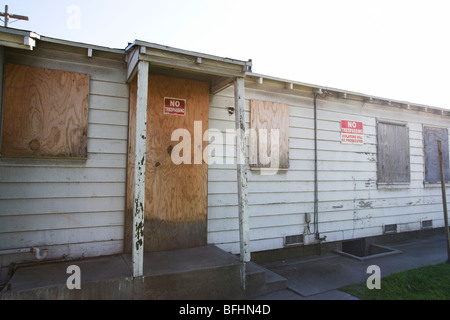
[145,74,209,251]
[2,63,89,158]
[424,126,450,182]
[249,99,289,168]
[377,122,410,183]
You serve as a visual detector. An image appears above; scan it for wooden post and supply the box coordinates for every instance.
[234,77,250,288]
[132,60,149,277]
[4,5,8,27]
[0,5,29,27]
[437,140,450,263]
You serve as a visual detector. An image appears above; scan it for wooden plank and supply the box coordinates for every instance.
[249,99,289,168]
[235,77,250,264]
[88,109,128,126]
[0,211,124,232]
[0,197,125,215]
[0,167,125,183]
[0,240,124,262]
[88,123,128,140]
[2,63,89,158]
[132,61,149,277]
[126,47,139,82]
[4,50,126,84]
[89,95,129,112]
[0,182,124,199]
[0,226,123,250]
[0,153,126,168]
[87,138,127,154]
[90,79,128,98]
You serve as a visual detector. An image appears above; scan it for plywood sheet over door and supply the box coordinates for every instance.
[127,74,209,252]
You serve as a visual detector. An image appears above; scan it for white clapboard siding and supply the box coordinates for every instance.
[0,42,128,268]
[208,83,450,255]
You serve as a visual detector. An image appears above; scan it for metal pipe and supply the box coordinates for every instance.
[313,92,319,237]
[0,248,32,255]
[31,247,48,260]
[0,247,48,260]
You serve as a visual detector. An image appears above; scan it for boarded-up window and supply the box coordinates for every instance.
[377,122,410,183]
[249,99,289,168]
[424,126,450,183]
[1,63,89,158]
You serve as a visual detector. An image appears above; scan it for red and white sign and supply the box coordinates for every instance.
[164,97,186,116]
[341,120,364,144]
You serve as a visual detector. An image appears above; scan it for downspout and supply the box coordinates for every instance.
[313,89,326,242]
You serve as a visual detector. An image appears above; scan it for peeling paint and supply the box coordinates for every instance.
[332,205,344,209]
[365,179,376,188]
[358,200,374,208]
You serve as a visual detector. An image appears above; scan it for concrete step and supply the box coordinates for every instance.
[244,262,287,298]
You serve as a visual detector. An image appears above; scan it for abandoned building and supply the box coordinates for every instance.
[0,26,449,299]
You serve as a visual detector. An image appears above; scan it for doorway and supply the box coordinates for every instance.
[127,73,209,252]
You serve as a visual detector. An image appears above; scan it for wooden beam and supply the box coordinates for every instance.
[132,60,149,277]
[126,47,139,83]
[234,77,250,288]
[211,76,234,94]
[138,53,245,78]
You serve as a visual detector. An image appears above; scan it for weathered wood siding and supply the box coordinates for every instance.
[208,80,450,254]
[0,42,127,279]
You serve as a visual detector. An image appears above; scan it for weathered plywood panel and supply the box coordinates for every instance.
[2,63,89,158]
[377,122,410,183]
[126,74,210,252]
[145,74,209,251]
[424,126,450,182]
[249,99,289,168]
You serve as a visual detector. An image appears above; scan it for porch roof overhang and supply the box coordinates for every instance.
[125,40,252,93]
[0,26,40,51]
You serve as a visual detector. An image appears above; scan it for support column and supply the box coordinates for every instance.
[132,60,149,277]
[234,77,250,267]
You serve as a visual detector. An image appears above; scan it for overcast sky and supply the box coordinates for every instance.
[4,0,450,109]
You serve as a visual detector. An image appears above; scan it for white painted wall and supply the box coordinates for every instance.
[208,80,450,255]
[0,42,128,282]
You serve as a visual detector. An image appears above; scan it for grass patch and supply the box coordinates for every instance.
[340,263,450,300]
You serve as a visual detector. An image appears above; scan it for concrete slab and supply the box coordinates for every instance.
[255,234,448,300]
[0,245,285,300]
[123,245,241,276]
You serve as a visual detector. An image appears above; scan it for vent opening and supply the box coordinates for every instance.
[421,220,433,229]
[284,234,304,247]
[383,224,397,233]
